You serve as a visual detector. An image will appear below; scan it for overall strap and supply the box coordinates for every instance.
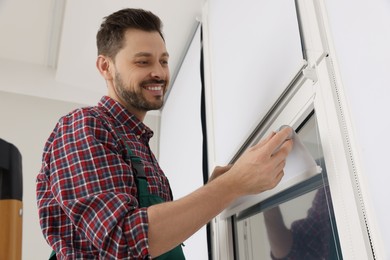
[124,142,146,179]
[118,132,185,259]
[119,135,150,199]
[119,133,174,203]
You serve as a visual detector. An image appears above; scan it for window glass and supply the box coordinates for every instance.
[234,112,343,260]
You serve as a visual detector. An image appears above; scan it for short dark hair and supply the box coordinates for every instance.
[96,8,164,59]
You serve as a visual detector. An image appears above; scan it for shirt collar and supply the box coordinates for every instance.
[98,96,154,140]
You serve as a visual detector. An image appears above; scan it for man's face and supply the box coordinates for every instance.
[112,29,170,112]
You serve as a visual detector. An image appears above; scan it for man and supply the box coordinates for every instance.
[36,8,293,259]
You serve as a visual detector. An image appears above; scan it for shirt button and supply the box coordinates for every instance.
[136,135,140,139]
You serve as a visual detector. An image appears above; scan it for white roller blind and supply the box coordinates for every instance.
[209,0,304,164]
[158,25,208,260]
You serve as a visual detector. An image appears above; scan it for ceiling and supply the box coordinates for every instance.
[0,0,204,106]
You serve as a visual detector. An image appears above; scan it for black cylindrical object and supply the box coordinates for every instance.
[0,138,23,260]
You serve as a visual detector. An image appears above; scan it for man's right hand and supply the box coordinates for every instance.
[224,126,294,197]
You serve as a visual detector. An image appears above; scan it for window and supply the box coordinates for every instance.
[204,0,377,258]
[234,112,343,260]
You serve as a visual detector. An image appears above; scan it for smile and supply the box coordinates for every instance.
[144,85,163,91]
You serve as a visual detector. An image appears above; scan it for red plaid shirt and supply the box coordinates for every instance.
[36,96,172,259]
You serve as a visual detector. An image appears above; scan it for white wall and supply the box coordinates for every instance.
[324,0,390,257]
[0,59,103,106]
[0,0,53,66]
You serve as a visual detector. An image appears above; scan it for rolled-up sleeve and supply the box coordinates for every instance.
[37,110,151,259]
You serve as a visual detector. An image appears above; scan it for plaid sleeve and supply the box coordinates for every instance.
[37,109,151,259]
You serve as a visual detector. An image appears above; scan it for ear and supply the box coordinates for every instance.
[96,55,114,80]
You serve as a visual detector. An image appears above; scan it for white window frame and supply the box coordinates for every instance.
[201,0,378,259]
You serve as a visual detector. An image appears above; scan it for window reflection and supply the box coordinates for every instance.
[234,112,342,260]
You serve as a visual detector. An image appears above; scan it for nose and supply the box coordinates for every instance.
[150,63,168,79]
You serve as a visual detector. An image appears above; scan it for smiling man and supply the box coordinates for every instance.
[97,28,170,120]
[36,8,293,260]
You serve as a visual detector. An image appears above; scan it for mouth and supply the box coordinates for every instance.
[143,84,163,91]
[142,80,166,96]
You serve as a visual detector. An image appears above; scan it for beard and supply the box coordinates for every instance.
[114,71,165,111]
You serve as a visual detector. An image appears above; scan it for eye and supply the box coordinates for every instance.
[136,60,148,65]
[160,60,169,66]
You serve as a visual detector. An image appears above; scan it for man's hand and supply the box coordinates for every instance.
[208,165,233,183]
[225,126,294,197]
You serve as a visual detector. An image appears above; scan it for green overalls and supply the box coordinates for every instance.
[49,139,185,260]
[126,142,186,260]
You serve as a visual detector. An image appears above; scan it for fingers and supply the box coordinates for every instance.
[259,131,276,146]
[227,126,293,196]
[269,160,286,187]
[215,164,233,174]
[251,131,276,150]
[273,170,284,188]
[251,126,293,156]
[255,169,284,193]
[275,157,287,173]
[264,126,294,157]
[208,164,233,182]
